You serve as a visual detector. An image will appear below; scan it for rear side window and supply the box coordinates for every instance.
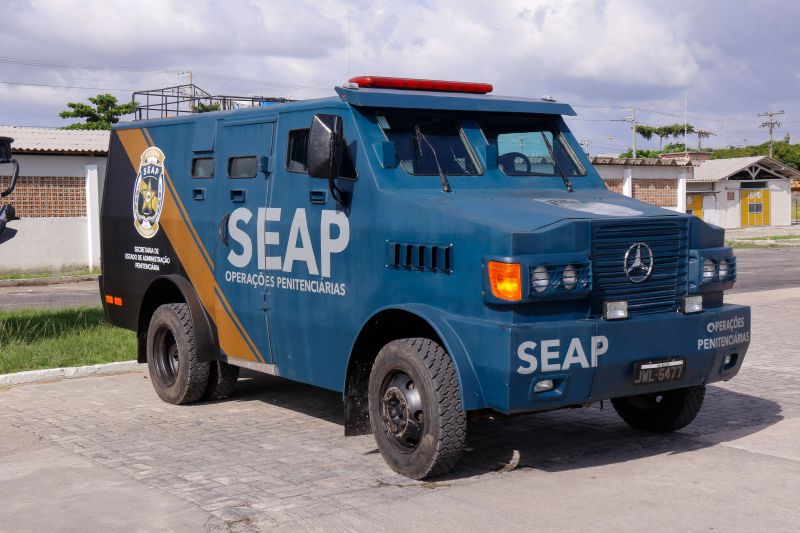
[191,157,214,178]
[228,156,258,178]
[285,127,357,179]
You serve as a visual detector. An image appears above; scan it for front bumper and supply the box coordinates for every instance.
[449,303,751,414]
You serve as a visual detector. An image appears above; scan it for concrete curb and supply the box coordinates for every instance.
[0,275,99,288]
[0,361,145,387]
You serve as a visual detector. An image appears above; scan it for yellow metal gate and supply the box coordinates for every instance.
[686,194,703,219]
[740,189,770,227]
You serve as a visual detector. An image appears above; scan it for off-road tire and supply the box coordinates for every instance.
[146,303,210,405]
[611,385,705,433]
[203,361,240,401]
[368,338,466,479]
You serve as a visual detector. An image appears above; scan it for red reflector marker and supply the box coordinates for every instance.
[348,76,493,94]
[113,297,123,307]
[105,294,114,304]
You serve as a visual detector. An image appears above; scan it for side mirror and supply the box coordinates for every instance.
[308,114,346,204]
[308,114,342,179]
[0,136,13,164]
[0,136,19,198]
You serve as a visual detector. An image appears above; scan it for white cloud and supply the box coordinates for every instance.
[0,0,797,152]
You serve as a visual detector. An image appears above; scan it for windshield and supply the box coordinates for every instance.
[373,111,480,176]
[479,115,586,177]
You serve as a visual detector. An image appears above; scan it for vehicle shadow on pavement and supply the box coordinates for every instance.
[231,372,782,481]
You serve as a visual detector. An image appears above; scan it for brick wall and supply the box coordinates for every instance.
[604,178,624,194]
[633,178,677,207]
[0,176,86,217]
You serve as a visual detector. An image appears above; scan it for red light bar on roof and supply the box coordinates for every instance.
[348,76,493,94]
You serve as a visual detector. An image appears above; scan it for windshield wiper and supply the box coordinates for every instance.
[415,124,452,193]
[541,133,574,193]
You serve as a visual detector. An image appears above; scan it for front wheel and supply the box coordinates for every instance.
[368,338,466,479]
[146,303,210,405]
[611,385,705,432]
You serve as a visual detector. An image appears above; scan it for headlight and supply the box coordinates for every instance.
[718,259,730,281]
[532,266,549,292]
[702,259,716,283]
[562,264,578,290]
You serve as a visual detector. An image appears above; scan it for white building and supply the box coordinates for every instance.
[592,155,799,229]
[688,156,796,228]
[0,126,109,272]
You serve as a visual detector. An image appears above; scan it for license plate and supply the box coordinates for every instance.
[633,358,686,385]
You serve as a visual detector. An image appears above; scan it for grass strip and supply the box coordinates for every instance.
[0,306,135,374]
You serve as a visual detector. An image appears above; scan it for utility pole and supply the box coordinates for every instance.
[759,110,785,158]
[177,71,195,114]
[579,138,590,156]
[696,129,714,151]
[625,107,637,157]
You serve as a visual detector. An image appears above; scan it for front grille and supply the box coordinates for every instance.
[590,218,688,317]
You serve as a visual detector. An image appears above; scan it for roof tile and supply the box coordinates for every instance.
[0,126,109,154]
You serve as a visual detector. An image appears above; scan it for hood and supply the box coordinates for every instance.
[421,188,682,233]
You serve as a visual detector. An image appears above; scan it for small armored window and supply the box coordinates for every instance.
[286,129,309,172]
[191,157,214,178]
[228,156,258,178]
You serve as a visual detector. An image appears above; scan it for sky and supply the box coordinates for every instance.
[0,0,797,156]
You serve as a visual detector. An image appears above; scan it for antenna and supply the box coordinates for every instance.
[346,0,351,78]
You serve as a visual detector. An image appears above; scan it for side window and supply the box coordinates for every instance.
[285,126,357,178]
[228,156,258,178]
[286,129,309,172]
[191,157,214,178]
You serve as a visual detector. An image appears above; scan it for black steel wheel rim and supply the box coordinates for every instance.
[153,325,179,387]
[380,371,424,452]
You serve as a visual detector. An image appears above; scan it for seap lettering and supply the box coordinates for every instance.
[516,336,609,374]
[227,207,350,278]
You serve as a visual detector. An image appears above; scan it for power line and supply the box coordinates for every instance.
[0,79,135,91]
[0,55,331,93]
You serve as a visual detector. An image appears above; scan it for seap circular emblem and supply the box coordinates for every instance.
[132,146,165,238]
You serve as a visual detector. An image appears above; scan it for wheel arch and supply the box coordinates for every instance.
[342,304,486,436]
[137,274,218,364]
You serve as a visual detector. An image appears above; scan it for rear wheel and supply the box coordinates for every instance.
[368,338,466,479]
[203,361,240,401]
[147,303,210,405]
[611,385,705,432]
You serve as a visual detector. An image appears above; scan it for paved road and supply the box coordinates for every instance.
[0,280,100,311]
[0,246,797,312]
[1,288,797,531]
[728,246,800,293]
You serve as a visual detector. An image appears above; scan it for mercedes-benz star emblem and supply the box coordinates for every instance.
[624,242,654,283]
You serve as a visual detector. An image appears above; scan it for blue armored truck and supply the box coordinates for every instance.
[100,76,750,479]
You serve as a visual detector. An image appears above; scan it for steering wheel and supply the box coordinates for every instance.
[498,151,532,174]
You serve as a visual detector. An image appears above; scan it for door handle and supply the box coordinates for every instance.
[309,189,327,204]
[219,213,230,246]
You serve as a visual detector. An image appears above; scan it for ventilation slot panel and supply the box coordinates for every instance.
[386,242,453,273]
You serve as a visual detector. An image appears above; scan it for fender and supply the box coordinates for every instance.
[348,303,487,411]
[139,274,220,363]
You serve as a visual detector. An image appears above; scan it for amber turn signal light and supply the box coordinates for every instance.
[488,261,522,301]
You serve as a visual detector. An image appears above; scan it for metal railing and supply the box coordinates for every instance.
[132,84,292,120]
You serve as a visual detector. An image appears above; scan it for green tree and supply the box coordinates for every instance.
[634,124,657,142]
[192,101,221,113]
[645,123,695,149]
[59,94,138,130]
